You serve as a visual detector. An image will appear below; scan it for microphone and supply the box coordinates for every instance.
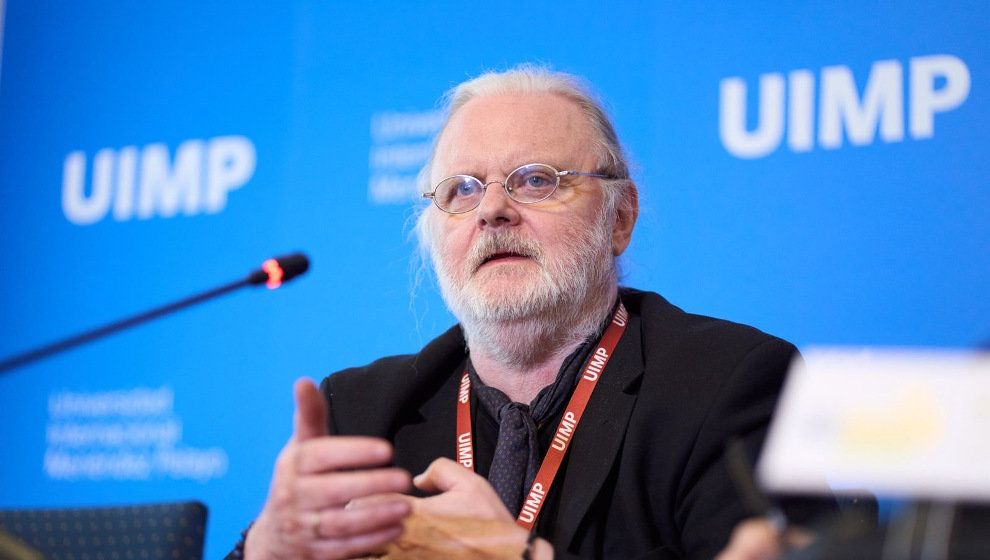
[246,253,310,289]
[0,253,311,374]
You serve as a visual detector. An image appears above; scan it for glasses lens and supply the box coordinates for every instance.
[435,176,484,213]
[506,164,558,203]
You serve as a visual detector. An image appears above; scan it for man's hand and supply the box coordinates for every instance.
[245,379,413,560]
[412,458,515,522]
[715,517,815,560]
[360,458,554,560]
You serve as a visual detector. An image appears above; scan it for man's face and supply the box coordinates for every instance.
[428,91,617,324]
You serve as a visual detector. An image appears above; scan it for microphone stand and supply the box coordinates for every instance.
[0,253,308,375]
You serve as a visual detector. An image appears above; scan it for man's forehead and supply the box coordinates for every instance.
[432,92,596,176]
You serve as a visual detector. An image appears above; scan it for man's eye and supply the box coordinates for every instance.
[526,175,550,187]
[518,172,554,190]
[455,181,479,197]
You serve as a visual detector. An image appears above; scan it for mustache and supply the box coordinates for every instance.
[467,232,543,272]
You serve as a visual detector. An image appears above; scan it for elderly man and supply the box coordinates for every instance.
[238,66,803,560]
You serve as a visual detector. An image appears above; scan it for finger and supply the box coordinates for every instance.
[784,526,815,549]
[346,492,411,510]
[315,499,411,540]
[412,457,476,493]
[296,437,395,474]
[306,524,404,560]
[715,518,782,560]
[295,468,412,509]
[293,378,329,441]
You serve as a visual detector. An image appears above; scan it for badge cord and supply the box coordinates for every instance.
[455,302,629,530]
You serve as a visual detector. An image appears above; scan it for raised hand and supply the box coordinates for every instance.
[245,379,413,560]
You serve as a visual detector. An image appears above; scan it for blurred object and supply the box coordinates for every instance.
[781,502,990,560]
[759,347,990,500]
[759,346,990,559]
[0,502,207,560]
[0,528,45,560]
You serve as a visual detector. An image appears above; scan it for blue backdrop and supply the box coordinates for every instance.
[1,2,987,557]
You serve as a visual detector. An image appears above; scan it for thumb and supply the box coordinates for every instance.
[413,457,474,493]
[292,378,329,441]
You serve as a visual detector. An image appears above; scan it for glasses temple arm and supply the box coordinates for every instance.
[559,170,619,179]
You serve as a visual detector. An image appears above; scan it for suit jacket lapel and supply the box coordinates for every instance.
[391,329,466,479]
[391,374,461,479]
[554,308,645,547]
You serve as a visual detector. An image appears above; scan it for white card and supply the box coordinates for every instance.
[758,347,990,500]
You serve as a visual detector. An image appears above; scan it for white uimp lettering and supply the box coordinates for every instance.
[518,483,546,524]
[583,347,609,381]
[112,146,138,221]
[787,70,816,152]
[62,149,114,225]
[551,411,578,451]
[60,136,256,224]
[138,140,203,219]
[613,306,628,327]
[910,54,971,139]
[457,432,473,468]
[719,73,786,159]
[818,60,904,149]
[458,374,470,404]
[718,54,970,158]
[205,135,256,213]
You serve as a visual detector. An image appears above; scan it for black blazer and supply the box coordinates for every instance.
[323,289,798,560]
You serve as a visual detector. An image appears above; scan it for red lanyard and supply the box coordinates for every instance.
[455,302,629,530]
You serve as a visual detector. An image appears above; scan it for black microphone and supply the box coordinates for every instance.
[246,253,310,288]
[0,253,311,374]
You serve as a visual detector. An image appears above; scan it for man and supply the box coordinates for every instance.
[238,66,802,560]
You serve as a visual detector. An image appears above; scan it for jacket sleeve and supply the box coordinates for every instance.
[675,337,798,559]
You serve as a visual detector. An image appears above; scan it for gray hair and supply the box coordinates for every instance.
[415,64,634,254]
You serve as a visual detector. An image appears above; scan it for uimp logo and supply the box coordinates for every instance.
[62,135,256,225]
[719,54,971,158]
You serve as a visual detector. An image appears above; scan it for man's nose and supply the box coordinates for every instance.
[475,181,521,228]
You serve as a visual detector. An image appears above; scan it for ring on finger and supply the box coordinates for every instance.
[308,511,323,539]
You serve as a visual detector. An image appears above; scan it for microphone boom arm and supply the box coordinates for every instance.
[0,253,309,374]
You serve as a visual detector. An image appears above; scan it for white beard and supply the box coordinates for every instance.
[431,209,617,369]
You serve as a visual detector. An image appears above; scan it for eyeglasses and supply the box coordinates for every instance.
[423,163,616,214]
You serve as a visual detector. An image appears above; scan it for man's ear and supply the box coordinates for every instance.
[611,182,639,256]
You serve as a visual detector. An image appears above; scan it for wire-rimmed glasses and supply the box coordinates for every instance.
[423,163,615,214]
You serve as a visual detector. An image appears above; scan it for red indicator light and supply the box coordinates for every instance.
[262,259,284,289]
